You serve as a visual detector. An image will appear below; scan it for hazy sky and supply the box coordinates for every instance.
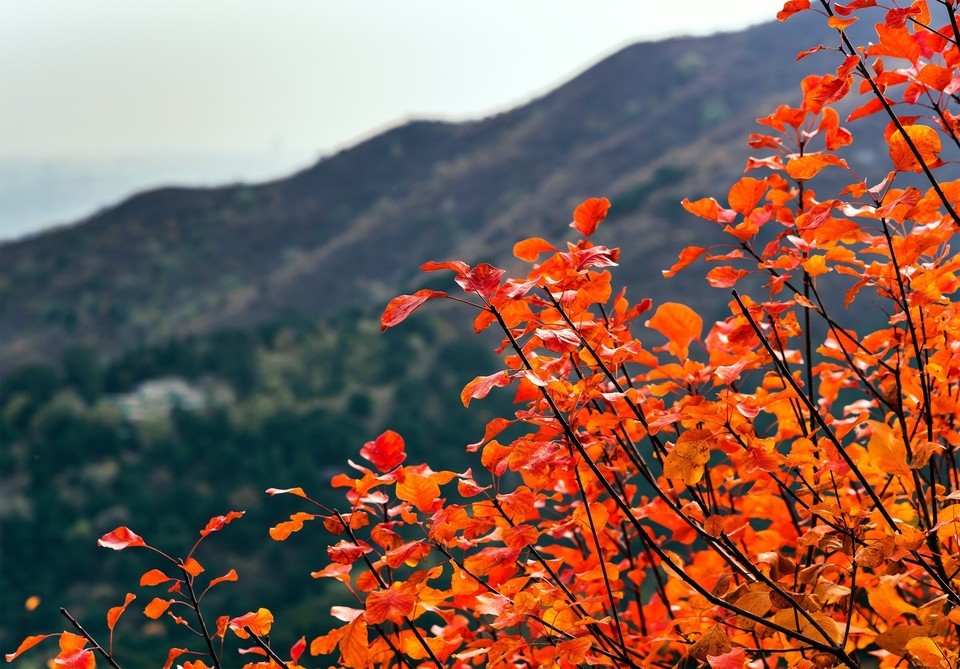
[0,1,784,237]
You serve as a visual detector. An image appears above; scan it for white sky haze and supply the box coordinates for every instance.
[0,1,784,237]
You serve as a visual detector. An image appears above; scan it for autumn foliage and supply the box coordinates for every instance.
[9,2,960,668]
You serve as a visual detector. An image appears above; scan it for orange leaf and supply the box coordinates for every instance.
[199,511,244,537]
[98,526,146,550]
[360,430,406,472]
[380,290,447,331]
[785,154,847,180]
[889,125,942,172]
[513,237,557,261]
[461,370,511,407]
[663,246,708,278]
[706,266,750,288]
[645,302,702,359]
[162,649,190,669]
[311,626,348,656]
[681,197,736,222]
[106,593,136,631]
[867,420,910,477]
[663,429,713,486]
[556,637,592,664]
[365,586,416,624]
[269,512,317,541]
[140,569,172,586]
[5,634,56,662]
[395,472,441,512]
[571,197,611,237]
[728,177,766,215]
[339,616,369,669]
[144,598,172,619]
[181,557,204,577]
[208,569,239,589]
[229,608,274,639]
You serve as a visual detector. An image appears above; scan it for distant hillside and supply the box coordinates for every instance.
[1,17,852,368]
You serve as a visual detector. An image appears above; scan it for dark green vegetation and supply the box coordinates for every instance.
[0,18,836,369]
[0,312,512,660]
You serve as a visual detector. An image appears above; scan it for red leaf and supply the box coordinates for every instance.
[461,370,511,407]
[54,648,95,669]
[380,290,447,331]
[535,328,581,353]
[384,540,431,569]
[360,429,407,472]
[365,586,416,625]
[290,636,306,664]
[847,97,886,122]
[834,0,876,15]
[455,262,505,298]
[327,540,374,565]
[199,511,244,537]
[420,260,469,275]
[572,245,620,271]
[777,0,810,20]
[106,593,136,631]
[98,526,146,550]
[571,197,611,237]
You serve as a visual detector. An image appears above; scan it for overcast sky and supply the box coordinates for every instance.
[0,1,784,237]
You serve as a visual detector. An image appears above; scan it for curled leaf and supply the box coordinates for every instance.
[98,526,146,550]
[380,290,447,331]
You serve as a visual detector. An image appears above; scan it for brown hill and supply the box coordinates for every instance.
[1,18,839,367]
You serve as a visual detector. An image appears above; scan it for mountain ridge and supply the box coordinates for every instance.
[1,17,832,368]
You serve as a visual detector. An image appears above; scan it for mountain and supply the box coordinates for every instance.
[1,17,839,369]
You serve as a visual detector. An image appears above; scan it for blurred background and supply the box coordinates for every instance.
[2,1,840,662]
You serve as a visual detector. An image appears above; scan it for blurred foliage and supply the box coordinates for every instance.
[0,309,509,660]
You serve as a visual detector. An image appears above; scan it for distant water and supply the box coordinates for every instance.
[0,150,316,242]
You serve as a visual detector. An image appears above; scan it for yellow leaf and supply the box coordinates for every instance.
[905,637,945,666]
[663,429,713,486]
